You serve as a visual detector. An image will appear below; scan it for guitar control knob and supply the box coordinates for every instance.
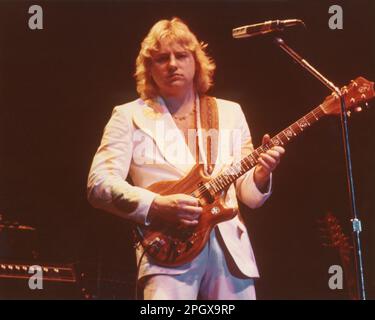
[186,240,194,251]
[149,237,163,253]
[211,206,220,215]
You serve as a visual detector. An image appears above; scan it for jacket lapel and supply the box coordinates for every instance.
[132,98,196,176]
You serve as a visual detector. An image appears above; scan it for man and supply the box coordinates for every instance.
[87,17,285,299]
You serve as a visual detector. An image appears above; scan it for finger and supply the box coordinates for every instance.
[180,219,199,227]
[266,149,282,159]
[271,146,285,155]
[177,194,201,207]
[179,214,200,223]
[262,134,271,145]
[182,205,203,213]
[179,206,202,218]
[261,153,278,166]
[258,158,271,171]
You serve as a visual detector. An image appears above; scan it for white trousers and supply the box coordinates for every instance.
[142,228,256,300]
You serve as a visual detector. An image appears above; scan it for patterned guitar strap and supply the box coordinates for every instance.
[198,95,219,175]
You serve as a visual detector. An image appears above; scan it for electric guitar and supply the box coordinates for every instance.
[134,76,374,267]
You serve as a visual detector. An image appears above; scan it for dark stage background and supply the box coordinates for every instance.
[1,0,374,299]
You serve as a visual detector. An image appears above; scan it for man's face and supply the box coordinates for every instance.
[150,38,196,97]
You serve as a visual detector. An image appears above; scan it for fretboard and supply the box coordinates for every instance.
[196,104,326,195]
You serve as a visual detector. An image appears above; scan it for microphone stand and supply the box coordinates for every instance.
[273,37,366,300]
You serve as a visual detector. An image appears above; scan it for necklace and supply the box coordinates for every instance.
[172,101,196,121]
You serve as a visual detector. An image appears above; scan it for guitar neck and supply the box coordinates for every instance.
[203,104,326,194]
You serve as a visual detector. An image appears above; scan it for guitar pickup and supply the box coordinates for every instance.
[148,237,165,253]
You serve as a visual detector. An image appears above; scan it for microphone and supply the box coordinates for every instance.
[232,19,305,39]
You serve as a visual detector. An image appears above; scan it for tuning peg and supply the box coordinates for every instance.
[350,98,356,105]
[347,110,351,117]
[341,86,348,94]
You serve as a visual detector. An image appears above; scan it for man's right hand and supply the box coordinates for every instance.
[148,194,202,227]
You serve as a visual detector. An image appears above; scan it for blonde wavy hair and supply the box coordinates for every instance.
[134,17,216,101]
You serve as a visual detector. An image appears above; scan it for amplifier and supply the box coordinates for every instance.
[0,261,82,299]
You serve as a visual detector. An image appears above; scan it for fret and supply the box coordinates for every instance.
[219,176,227,187]
[227,172,234,183]
[309,112,316,123]
[229,167,236,179]
[209,179,217,192]
[241,166,247,175]
[252,149,260,159]
[246,155,254,167]
[216,176,225,189]
[222,177,229,189]
[312,109,319,120]
[283,127,295,140]
[241,163,247,173]
[226,174,234,185]
[235,162,243,176]
[246,157,253,167]
[278,133,287,145]
[221,170,230,182]
[215,177,224,190]
[250,154,258,166]
[252,149,259,159]
[238,165,243,175]
[306,113,315,124]
[216,179,222,192]
[229,166,237,177]
[260,144,269,151]
[242,159,250,170]
[210,180,218,193]
[317,105,325,116]
[271,136,282,146]
[291,123,302,134]
[238,167,244,177]
[222,173,230,184]
[280,131,289,143]
[224,168,231,179]
[296,118,309,130]
[303,116,311,126]
[285,126,296,138]
[246,158,252,169]
[225,174,234,185]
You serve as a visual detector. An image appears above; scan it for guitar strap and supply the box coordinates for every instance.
[198,95,219,175]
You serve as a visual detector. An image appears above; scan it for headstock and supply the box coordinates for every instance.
[321,76,375,115]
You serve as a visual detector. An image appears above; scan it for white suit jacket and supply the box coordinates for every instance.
[87,96,272,278]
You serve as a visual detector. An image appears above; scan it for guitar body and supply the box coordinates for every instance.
[135,164,237,267]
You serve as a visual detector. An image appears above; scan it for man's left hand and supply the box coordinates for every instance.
[254,133,285,192]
